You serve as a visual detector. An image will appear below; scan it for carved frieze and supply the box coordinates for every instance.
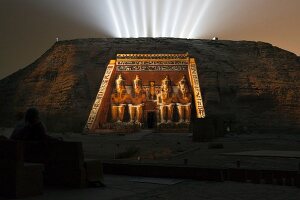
[116,61,189,65]
[116,53,189,59]
[116,65,188,71]
[189,59,206,118]
[85,62,115,131]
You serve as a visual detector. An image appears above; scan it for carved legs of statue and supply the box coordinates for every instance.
[158,104,174,124]
[177,105,185,123]
[136,105,143,123]
[111,106,118,122]
[128,104,144,123]
[185,104,191,123]
[128,104,136,123]
[118,105,125,122]
[176,103,191,123]
[159,105,167,123]
[111,104,126,122]
[167,104,174,123]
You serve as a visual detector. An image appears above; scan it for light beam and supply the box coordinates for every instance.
[170,0,185,37]
[106,0,122,37]
[188,0,211,38]
[129,0,139,37]
[114,0,130,38]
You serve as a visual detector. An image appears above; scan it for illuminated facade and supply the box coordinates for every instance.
[85,53,205,133]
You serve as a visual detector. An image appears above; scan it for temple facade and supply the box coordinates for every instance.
[85,53,205,133]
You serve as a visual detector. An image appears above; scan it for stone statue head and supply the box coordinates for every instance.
[133,75,142,94]
[115,74,125,94]
[161,75,172,93]
[178,75,189,94]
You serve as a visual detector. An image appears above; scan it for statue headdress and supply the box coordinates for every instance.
[178,75,189,94]
[116,74,125,87]
[178,75,188,87]
[133,75,142,87]
[161,75,171,86]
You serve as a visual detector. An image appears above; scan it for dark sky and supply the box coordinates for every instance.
[1,0,299,79]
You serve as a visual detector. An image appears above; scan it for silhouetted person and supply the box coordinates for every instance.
[10,107,55,141]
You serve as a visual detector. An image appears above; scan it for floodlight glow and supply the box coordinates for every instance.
[32,0,212,39]
[114,0,130,38]
[179,0,203,38]
[106,0,122,37]
[151,0,158,37]
[141,0,148,37]
[146,0,153,37]
[170,0,185,37]
[188,0,211,38]
[129,0,139,37]
[161,0,172,37]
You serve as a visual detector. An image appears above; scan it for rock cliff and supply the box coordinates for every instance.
[0,38,299,133]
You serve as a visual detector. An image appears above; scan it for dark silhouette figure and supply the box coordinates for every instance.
[10,108,55,141]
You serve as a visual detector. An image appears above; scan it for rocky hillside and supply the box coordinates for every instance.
[0,38,299,133]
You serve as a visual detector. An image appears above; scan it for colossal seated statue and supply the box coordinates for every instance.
[128,75,146,123]
[111,74,130,122]
[176,75,192,123]
[156,75,176,124]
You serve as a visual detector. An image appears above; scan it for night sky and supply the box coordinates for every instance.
[0,0,299,80]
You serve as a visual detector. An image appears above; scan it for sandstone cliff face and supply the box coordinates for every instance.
[0,38,299,133]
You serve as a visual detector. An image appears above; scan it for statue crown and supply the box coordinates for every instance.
[133,75,142,86]
[116,74,125,86]
[178,75,188,86]
[162,75,171,86]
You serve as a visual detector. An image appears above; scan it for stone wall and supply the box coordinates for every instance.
[0,38,299,133]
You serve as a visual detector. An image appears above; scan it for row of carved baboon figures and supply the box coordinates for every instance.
[111,74,192,124]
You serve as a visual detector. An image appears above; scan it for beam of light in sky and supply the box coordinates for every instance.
[30,0,212,39]
[151,0,158,37]
[188,0,211,38]
[2,0,300,82]
[129,0,138,37]
[24,0,300,58]
[114,0,130,38]
[161,0,172,37]
[141,0,148,37]
[146,0,153,37]
[179,0,204,38]
[1,0,300,82]
[134,0,144,37]
[106,0,122,37]
[170,0,185,37]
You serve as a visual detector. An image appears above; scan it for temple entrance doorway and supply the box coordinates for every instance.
[147,112,156,129]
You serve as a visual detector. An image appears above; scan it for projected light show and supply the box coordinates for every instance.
[1,0,300,199]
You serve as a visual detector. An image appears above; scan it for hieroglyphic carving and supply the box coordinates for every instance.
[188,58,205,118]
[117,61,189,65]
[116,54,189,71]
[85,61,115,131]
[116,65,187,71]
[117,53,189,59]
